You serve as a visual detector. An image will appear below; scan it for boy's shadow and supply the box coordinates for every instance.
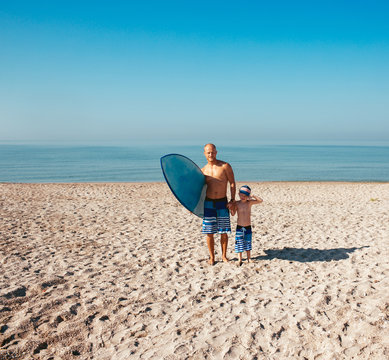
[253,246,369,263]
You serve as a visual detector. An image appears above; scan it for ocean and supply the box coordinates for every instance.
[0,144,388,183]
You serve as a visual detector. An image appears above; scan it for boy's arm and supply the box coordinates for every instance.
[249,195,263,205]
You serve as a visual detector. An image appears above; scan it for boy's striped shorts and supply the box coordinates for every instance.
[235,225,252,253]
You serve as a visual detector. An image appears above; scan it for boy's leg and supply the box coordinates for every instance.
[244,230,252,263]
[220,233,229,262]
[238,252,243,266]
[206,234,215,265]
[235,227,244,265]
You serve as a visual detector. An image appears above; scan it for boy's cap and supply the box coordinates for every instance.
[239,185,251,196]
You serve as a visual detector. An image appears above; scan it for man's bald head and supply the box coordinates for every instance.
[204,143,216,151]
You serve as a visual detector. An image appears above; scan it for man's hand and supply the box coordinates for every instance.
[227,199,236,211]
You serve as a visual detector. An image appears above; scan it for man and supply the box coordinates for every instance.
[201,143,236,265]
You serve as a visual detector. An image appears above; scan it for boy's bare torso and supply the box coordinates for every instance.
[236,200,252,227]
[202,160,229,199]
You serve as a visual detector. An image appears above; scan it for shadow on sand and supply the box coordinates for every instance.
[253,246,369,263]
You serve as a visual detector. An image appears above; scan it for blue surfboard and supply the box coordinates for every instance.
[160,154,207,218]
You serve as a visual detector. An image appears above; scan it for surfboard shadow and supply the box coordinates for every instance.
[253,246,369,263]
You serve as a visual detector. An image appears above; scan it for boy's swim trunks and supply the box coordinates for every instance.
[235,225,252,253]
[202,197,231,234]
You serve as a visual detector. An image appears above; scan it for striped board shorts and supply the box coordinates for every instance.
[235,225,252,253]
[202,197,231,234]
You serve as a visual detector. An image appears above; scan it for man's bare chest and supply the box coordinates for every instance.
[204,165,226,180]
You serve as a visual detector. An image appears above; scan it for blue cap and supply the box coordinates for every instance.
[239,185,251,196]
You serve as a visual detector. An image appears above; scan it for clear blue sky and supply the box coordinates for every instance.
[1,1,388,145]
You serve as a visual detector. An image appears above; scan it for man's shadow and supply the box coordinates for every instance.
[253,246,369,263]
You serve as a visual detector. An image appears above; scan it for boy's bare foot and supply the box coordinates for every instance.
[238,260,243,266]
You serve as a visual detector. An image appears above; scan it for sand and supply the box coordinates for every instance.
[1,182,389,359]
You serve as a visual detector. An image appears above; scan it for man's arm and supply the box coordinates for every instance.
[225,163,236,202]
[230,202,237,216]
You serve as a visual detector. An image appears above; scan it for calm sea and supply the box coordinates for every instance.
[0,144,388,183]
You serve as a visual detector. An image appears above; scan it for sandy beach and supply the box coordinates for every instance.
[1,182,389,359]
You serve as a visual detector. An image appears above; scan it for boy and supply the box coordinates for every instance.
[230,185,263,266]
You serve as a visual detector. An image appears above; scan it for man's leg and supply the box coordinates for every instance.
[206,234,215,265]
[220,233,228,262]
[215,201,230,263]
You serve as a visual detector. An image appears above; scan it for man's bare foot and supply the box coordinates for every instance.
[209,258,215,265]
[222,257,229,263]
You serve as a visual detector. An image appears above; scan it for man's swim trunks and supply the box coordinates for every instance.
[235,225,252,253]
[202,197,231,234]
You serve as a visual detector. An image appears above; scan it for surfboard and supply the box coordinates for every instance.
[160,154,207,218]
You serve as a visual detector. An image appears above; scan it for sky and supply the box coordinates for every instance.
[1,1,389,146]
